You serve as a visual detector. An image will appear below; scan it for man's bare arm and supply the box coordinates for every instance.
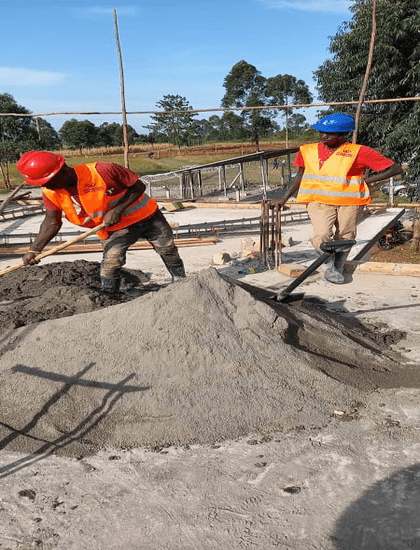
[364,163,403,186]
[271,167,305,208]
[23,210,63,265]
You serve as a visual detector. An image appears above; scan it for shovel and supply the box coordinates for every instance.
[274,239,356,303]
[0,223,106,276]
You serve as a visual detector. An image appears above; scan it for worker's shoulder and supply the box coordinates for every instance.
[299,142,319,150]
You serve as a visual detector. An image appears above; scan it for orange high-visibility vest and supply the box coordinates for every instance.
[296,143,371,206]
[42,163,158,239]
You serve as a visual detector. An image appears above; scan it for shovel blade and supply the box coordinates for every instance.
[275,291,305,303]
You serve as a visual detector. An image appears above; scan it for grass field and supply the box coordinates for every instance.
[4,140,300,192]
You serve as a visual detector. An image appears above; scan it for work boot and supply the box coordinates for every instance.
[100,277,121,295]
[334,251,350,274]
[165,260,186,283]
[315,252,332,273]
[324,255,345,284]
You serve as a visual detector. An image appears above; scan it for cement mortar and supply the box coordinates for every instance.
[0,260,150,332]
[0,266,416,459]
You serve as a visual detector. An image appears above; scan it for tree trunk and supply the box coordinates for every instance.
[0,163,11,189]
[411,207,420,252]
[353,0,377,143]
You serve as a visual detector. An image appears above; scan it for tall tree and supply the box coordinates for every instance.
[0,93,38,188]
[221,60,274,143]
[288,113,309,136]
[98,122,139,147]
[30,118,62,150]
[314,0,420,176]
[144,95,198,148]
[266,74,313,145]
[59,119,99,152]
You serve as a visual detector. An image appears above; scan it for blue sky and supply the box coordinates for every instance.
[1,0,353,133]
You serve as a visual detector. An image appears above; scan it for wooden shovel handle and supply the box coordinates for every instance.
[0,223,106,276]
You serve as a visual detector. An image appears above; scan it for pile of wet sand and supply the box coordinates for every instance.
[0,264,417,459]
[0,260,150,332]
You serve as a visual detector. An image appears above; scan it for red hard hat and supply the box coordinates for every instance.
[17,151,65,185]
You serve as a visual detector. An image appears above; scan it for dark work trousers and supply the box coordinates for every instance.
[100,209,185,283]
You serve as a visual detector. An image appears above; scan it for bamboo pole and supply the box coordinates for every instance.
[3,97,420,120]
[113,9,130,168]
[353,0,377,143]
[0,236,218,258]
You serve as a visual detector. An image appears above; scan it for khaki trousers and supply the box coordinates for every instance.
[307,202,363,252]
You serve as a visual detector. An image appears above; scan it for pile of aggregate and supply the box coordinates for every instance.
[0,266,416,459]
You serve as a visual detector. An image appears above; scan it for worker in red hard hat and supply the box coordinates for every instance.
[17,151,185,294]
[276,113,403,284]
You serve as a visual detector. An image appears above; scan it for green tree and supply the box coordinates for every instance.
[59,119,99,152]
[97,122,139,147]
[221,60,274,143]
[0,93,38,188]
[144,95,198,148]
[30,118,62,150]
[219,111,249,141]
[266,74,313,144]
[201,112,249,142]
[288,113,308,136]
[314,0,420,176]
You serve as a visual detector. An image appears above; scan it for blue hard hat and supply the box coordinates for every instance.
[313,113,355,133]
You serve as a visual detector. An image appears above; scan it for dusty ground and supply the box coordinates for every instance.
[1,206,420,550]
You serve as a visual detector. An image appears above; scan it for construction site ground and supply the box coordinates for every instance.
[0,201,420,550]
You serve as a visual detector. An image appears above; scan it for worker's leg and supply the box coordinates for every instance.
[333,205,363,273]
[100,227,137,293]
[307,202,338,252]
[335,205,361,241]
[307,202,348,284]
[141,210,185,281]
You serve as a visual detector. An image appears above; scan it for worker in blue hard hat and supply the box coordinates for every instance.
[277,113,403,284]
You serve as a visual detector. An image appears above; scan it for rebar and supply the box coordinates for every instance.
[260,200,282,268]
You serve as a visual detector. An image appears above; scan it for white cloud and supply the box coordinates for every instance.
[0,67,68,87]
[258,0,351,13]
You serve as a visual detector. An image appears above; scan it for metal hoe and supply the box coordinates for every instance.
[275,239,356,303]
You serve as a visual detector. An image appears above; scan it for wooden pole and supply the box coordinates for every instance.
[113,9,130,168]
[411,207,420,252]
[0,223,106,276]
[353,0,377,143]
[0,184,24,215]
[239,163,245,193]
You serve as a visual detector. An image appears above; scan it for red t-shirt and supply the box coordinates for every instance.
[43,162,139,211]
[294,143,394,177]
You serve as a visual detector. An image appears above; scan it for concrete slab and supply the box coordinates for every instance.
[0,204,420,549]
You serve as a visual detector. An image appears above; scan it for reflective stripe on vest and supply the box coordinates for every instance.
[43,163,159,239]
[296,143,371,206]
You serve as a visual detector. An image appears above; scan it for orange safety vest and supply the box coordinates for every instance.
[42,163,159,239]
[296,143,371,206]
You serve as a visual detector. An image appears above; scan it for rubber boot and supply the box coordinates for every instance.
[164,260,186,283]
[100,277,121,295]
[324,255,345,284]
[334,251,350,274]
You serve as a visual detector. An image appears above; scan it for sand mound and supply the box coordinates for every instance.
[0,267,414,458]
